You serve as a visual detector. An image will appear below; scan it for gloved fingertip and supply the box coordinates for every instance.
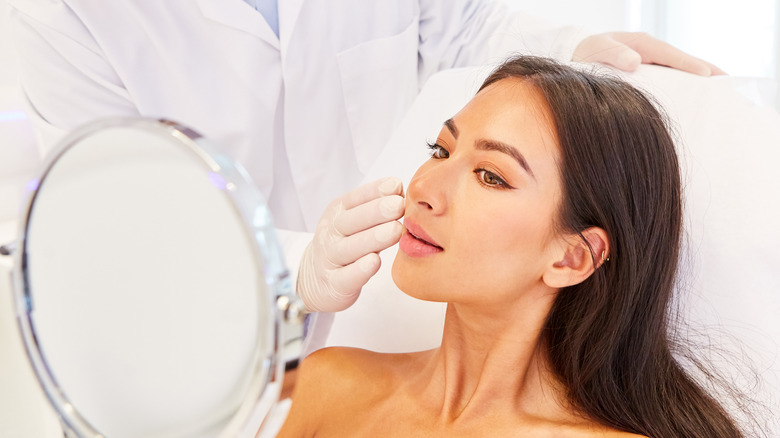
[379,195,405,219]
[710,65,727,76]
[374,221,403,243]
[378,177,403,196]
[615,50,641,72]
[693,63,712,77]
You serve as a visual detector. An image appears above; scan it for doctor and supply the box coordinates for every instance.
[8,0,721,318]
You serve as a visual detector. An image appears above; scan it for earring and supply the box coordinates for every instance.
[601,250,610,263]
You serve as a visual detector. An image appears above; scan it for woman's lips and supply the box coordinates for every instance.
[399,219,443,257]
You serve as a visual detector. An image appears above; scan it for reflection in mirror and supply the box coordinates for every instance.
[15,119,295,437]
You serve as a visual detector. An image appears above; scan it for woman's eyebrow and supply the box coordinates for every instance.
[476,139,535,179]
[444,118,535,179]
[444,118,459,138]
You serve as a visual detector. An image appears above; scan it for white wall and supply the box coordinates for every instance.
[0,0,39,226]
[0,0,18,87]
[506,0,780,81]
[664,0,777,78]
[504,0,634,33]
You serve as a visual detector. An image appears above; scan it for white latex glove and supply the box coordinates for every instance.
[573,32,726,76]
[297,177,405,313]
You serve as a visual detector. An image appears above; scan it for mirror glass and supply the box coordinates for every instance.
[15,119,292,437]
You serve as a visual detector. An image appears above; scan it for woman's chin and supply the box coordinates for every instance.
[391,255,446,303]
[390,255,414,297]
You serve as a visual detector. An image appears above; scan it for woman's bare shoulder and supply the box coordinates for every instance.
[586,427,648,438]
[293,347,424,401]
[300,346,424,392]
[606,431,648,438]
[276,347,425,437]
[553,416,650,438]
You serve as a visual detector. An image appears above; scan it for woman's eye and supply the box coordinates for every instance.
[427,142,450,159]
[475,169,508,188]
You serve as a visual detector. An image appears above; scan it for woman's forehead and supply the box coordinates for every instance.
[464,79,554,127]
[455,79,558,154]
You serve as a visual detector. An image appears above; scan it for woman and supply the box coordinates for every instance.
[277,56,753,437]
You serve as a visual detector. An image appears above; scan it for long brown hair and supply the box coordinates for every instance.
[479,56,756,437]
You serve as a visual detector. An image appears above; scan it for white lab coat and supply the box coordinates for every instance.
[8,1,587,357]
[8,0,586,232]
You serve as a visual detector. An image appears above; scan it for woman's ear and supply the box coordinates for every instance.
[542,227,609,288]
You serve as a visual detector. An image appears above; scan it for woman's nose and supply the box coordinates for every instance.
[406,162,449,215]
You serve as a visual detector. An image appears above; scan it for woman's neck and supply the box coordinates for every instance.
[407,287,575,426]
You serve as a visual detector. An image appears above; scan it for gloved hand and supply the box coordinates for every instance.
[297,177,405,313]
[573,32,725,76]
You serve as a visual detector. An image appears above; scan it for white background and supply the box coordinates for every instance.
[2,0,779,90]
[0,1,779,436]
[504,0,779,78]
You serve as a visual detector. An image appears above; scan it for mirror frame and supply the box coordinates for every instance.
[10,118,304,437]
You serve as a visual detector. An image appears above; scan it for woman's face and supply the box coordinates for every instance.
[392,78,565,306]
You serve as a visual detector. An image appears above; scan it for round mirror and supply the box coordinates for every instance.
[11,118,302,437]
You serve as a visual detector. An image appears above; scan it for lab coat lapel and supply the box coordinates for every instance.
[195,0,280,49]
[278,0,305,53]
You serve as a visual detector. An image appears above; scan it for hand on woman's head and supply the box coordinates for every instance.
[573,32,725,76]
